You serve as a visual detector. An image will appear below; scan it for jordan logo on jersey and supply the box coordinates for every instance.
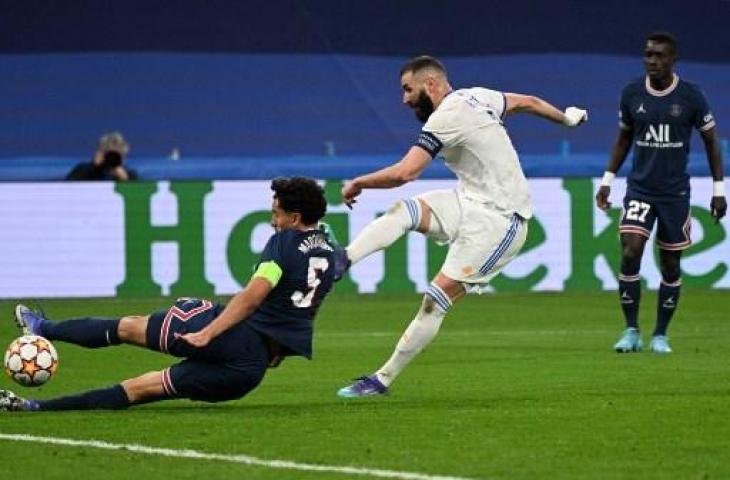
[636,103,646,114]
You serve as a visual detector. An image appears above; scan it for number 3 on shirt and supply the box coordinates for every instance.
[291,257,330,308]
[625,200,651,223]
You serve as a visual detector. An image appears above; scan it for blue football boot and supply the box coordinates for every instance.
[613,327,642,353]
[337,375,388,398]
[14,304,47,336]
[649,335,672,354]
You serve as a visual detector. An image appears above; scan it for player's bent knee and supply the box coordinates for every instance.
[194,371,266,403]
[660,263,681,283]
[432,273,466,302]
[621,245,642,265]
[416,198,432,233]
[621,235,646,259]
[117,315,149,346]
[387,198,421,231]
[121,371,165,404]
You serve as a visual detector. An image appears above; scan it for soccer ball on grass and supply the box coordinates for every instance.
[4,335,58,387]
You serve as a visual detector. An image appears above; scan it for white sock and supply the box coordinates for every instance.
[346,198,421,264]
[375,283,451,387]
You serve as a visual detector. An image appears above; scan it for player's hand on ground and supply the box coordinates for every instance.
[176,329,213,348]
[595,185,611,211]
[711,195,727,223]
[563,107,588,127]
[268,355,284,368]
[341,181,362,209]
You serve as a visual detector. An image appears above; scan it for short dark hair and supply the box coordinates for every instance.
[646,31,678,55]
[271,177,327,225]
[399,55,447,78]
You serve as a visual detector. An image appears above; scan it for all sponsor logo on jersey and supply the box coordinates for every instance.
[645,124,669,142]
[637,123,683,148]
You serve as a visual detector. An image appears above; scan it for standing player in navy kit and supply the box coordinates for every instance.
[596,32,726,354]
[1,177,335,411]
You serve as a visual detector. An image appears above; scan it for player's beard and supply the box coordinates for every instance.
[412,90,435,123]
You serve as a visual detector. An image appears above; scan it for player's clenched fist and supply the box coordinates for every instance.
[563,107,588,127]
[341,181,362,208]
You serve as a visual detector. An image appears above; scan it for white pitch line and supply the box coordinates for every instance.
[0,433,480,480]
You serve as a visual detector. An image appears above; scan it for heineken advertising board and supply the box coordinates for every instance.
[0,179,727,298]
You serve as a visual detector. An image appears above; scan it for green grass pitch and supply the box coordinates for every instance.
[0,290,729,479]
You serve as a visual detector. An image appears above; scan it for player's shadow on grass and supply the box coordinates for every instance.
[125,396,532,415]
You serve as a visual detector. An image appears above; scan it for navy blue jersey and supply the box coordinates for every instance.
[245,228,335,359]
[619,75,716,199]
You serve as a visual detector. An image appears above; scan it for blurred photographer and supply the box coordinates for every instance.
[66,131,138,181]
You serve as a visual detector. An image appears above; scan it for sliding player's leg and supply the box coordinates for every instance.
[15,304,125,348]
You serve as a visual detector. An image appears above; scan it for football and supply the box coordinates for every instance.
[4,335,59,387]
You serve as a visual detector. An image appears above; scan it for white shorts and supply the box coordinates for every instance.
[417,189,528,288]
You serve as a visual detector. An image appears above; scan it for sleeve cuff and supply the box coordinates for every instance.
[699,120,716,132]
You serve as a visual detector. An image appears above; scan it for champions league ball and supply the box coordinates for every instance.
[4,335,59,387]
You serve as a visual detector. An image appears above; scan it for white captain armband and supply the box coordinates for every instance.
[414,131,443,157]
[713,180,725,197]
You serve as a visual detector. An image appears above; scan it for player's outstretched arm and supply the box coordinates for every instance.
[178,277,273,348]
[596,128,633,211]
[504,93,587,127]
[699,127,727,221]
[342,146,432,207]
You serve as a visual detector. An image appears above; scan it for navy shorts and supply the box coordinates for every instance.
[619,193,691,250]
[147,298,269,402]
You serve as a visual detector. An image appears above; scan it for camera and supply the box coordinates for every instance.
[102,151,123,169]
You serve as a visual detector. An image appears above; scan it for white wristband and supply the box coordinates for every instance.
[713,180,725,197]
[600,171,615,187]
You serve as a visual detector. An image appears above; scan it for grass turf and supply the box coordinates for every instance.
[0,290,729,479]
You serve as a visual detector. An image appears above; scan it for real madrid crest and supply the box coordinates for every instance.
[669,104,682,117]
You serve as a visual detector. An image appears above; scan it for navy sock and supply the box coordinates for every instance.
[41,317,121,348]
[654,281,681,336]
[35,384,130,411]
[618,277,641,329]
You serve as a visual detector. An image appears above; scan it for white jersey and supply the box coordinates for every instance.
[418,87,533,219]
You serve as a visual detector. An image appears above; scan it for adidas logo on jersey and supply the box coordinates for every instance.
[620,291,633,304]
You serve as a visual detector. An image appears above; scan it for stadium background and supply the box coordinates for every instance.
[1,0,729,297]
[2,3,730,479]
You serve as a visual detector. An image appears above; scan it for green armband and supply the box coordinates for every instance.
[252,261,283,287]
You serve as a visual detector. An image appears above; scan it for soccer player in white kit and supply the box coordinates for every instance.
[335,55,587,397]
